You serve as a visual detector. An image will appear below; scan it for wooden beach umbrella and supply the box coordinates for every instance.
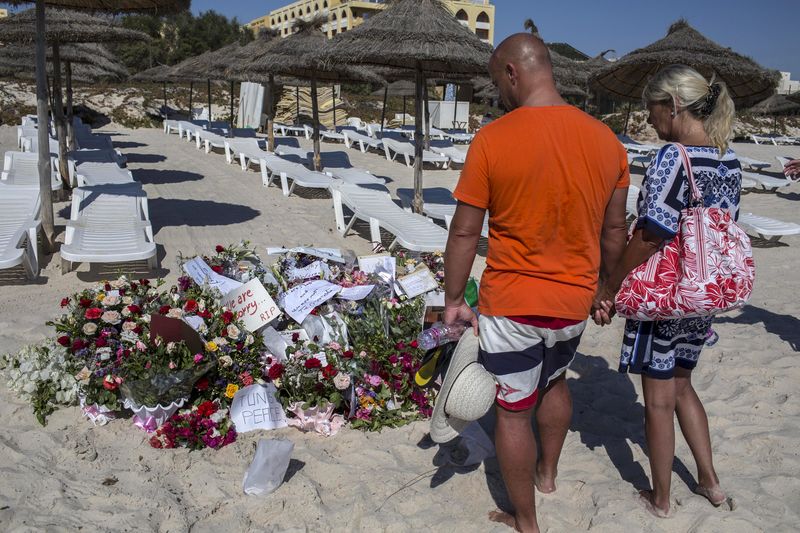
[230,17,382,171]
[131,63,177,115]
[371,80,420,128]
[590,19,780,108]
[2,0,184,254]
[748,94,800,115]
[317,0,492,213]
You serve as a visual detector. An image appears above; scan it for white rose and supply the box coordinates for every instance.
[213,337,228,346]
[171,293,180,303]
[333,373,351,390]
[82,323,98,336]
[122,321,137,333]
[226,325,241,339]
[101,311,121,325]
[166,342,176,354]
[141,314,151,324]
[245,335,254,346]
[198,299,206,312]
[110,278,126,289]
[121,307,131,317]
[102,295,120,307]
[122,296,134,305]
[218,355,233,368]
[166,308,183,319]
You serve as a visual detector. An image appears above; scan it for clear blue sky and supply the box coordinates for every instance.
[2,0,797,74]
[187,0,800,75]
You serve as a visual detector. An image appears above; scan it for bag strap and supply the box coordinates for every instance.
[672,143,703,205]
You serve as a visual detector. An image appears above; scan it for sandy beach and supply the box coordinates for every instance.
[1,122,798,532]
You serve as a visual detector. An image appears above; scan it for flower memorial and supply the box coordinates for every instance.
[2,243,449,449]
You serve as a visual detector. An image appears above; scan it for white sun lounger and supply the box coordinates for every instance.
[67,149,126,187]
[626,184,641,220]
[224,137,268,170]
[0,184,41,279]
[343,130,383,153]
[738,213,800,242]
[60,184,157,273]
[303,124,345,143]
[382,138,450,168]
[308,151,387,189]
[330,182,448,252]
[429,140,468,165]
[273,123,306,136]
[738,156,771,172]
[76,132,114,151]
[273,144,310,162]
[396,187,489,238]
[75,162,136,187]
[443,130,474,144]
[751,134,798,146]
[2,151,61,190]
[195,129,228,153]
[741,171,793,192]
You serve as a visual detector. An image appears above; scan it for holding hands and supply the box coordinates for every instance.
[591,281,618,326]
[783,158,800,180]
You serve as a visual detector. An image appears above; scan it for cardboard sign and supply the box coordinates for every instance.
[397,264,439,298]
[357,253,395,279]
[182,257,242,295]
[230,384,287,432]
[222,279,281,332]
[280,279,341,324]
[149,314,205,354]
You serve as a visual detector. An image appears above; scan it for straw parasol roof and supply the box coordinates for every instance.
[590,19,779,107]
[0,43,128,77]
[317,0,491,77]
[372,80,417,97]
[748,94,800,115]
[0,8,149,44]
[10,61,122,83]
[131,63,175,83]
[3,0,188,12]
[169,41,244,82]
[786,92,800,105]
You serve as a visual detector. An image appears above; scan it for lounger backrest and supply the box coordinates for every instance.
[382,138,413,155]
[274,137,301,149]
[337,126,357,133]
[429,139,455,149]
[72,185,148,223]
[378,131,406,142]
[312,151,352,169]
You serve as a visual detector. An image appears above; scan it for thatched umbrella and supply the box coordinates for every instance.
[317,0,492,213]
[749,94,800,115]
[131,63,177,113]
[231,17,382,171]
[371,80,420,127]
[2,0,184,254]
[590,19,779,108]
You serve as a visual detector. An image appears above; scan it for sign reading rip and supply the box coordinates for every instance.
[223,279,281,332]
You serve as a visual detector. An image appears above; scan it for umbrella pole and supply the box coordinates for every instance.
[66,60,75,151]
[311,76,321,172]
[51,43,69,189]
[230,80,235,133]
[163,81,167,115]
[402,96,406,126]
[295,86,300,124]
[423,78,431,150]
[34,0,55,253]
[267,74,275,152]
[452,83,458,129]
[380,85,388,134]
[188,81,193,119]
[207,79,212,122]
[332,86,337,127]
[622,102,632,136]
[413,64,424,214]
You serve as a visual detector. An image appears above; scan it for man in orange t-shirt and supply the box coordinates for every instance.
[443,34,629,532]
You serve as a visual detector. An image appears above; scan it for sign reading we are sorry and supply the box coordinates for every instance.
[222,279,281,332]
[230,384,287,432]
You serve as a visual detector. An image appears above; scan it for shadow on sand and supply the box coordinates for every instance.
[147,198,260,233]
[714,305,800,351]
[132,168,203,185]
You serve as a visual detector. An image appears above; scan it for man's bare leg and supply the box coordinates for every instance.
[674,367,726,506]
[640,374,676,517]
[490,404,540,533]
[534,375,571,493]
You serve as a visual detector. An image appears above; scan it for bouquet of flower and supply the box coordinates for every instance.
[276,339,353,412]
[149,400,236,450]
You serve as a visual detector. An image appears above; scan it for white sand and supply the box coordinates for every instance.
[0,123,798,531]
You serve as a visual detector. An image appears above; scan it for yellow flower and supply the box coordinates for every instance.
[225,384,239,398]
[205,341,218,352]
[96,292,105,302]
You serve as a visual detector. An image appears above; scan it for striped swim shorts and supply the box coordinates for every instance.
[478,315,586,411]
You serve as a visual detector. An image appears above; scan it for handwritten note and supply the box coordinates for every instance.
[222,279,281,332]
[182,257,243,295]
[338,285,375,301]
[230,384,287,432]
[287,260,332,282]
[358,253,395,279]
[266,246,345,263]
[280,279,341,324]
[397,264,439,298]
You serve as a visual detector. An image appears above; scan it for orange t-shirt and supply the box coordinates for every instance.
[453,105,629,320]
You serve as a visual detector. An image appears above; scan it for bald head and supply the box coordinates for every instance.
[488,33,563,111]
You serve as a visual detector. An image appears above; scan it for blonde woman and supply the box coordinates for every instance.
[593,64,737,517]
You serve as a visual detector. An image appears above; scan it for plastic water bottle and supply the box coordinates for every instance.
[417,322,466,350]
[705,328,719,347]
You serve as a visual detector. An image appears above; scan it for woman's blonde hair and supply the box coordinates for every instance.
[642,64,735,154]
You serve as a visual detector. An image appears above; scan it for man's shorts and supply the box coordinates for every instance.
[478,315,586,411]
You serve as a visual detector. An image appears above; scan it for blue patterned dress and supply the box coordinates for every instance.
[619,144,742,379]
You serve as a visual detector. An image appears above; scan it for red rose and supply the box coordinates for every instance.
[239,372,254,387]
[79,298,92,308]
[118,289,126,297]
[60,298,69,307]
[211,265,223,274]
[102,376,118,391]
[195,377,209,391]
[104,283,112,291]
[267,363,285,380]
[57,335,71,347]
[196,400,217,417]
[410,340,419,349]
[342,350,354,359]
[139,279,150,286]
[304,357,322,369]
[71,339,87,352]
[133,326,143,335]
[158,305,171,315]
[183,299,198,313]
[236,342,244,351]
[198,309,212,319]
[127,304,141,315]
[395,342,406,350]
[95,337,107,348]
[291,332,300,343]
[222,311,234,324]
[123,349,131,358]
[85,308,103,320]
[130,283,138,292]
[322,365,337,379]
[215,245,225,253]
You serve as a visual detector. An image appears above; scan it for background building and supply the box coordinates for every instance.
[777,71,800,95]
[0,8,8,18]
[247,0,494,45]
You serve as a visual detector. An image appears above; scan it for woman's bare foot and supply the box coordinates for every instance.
[534,466,557,494]
[637,490,670,518]
[488,510,540,533]
[695,484,728,507]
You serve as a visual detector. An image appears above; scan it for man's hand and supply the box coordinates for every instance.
[784,158,800,180]
[591,282,617,326]
[443,301,479,336]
